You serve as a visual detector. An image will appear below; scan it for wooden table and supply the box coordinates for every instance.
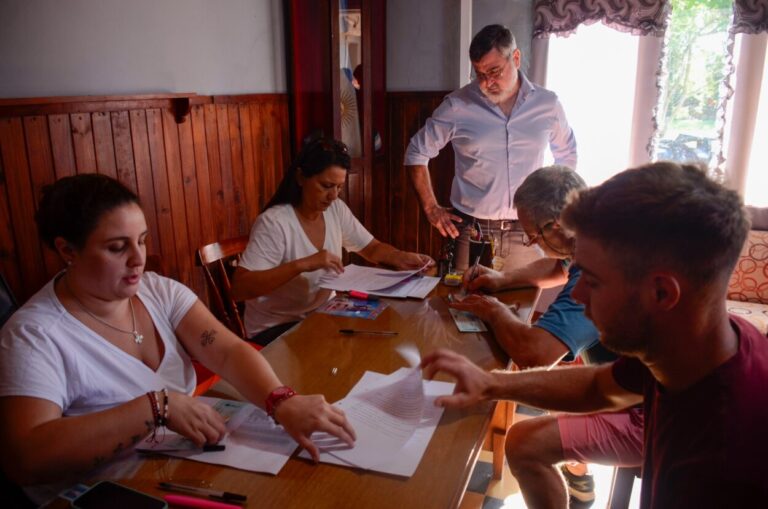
[50,284,539,509]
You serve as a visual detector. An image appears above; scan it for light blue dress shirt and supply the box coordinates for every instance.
[404,72,577,220]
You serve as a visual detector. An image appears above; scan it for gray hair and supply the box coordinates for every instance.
[469,24,517,62]
[513,166,586,224]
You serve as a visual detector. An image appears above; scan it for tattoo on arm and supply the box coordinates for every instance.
[200,329,216,347]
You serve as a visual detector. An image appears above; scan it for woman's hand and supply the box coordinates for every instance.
[165,391,228,447]
[393,252,435,271]
[273,394,356,462]
[300,250,344,273]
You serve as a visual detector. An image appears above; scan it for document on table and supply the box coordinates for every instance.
[135,397,296,474]
[448,307,488,332]
[318,263,437,298]
[300,345,455,477]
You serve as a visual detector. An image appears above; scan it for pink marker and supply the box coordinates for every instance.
[164,494,241,509]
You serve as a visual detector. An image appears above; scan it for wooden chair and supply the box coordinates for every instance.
[196,236,250,340]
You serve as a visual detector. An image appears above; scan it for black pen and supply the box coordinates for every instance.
[158,481,247,503]
[339,329,398,335]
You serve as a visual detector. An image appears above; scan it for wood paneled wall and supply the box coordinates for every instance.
[0,94,290,302]
[381,91,454,260]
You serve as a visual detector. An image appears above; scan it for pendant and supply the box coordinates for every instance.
[133,332,144,344]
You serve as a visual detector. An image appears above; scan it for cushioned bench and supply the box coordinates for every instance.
[727,206,768,335]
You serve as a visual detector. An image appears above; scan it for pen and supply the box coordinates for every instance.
[339,329,398,335]
[163,494,242,509]
[470,239,485,282]
[348,290,379,301]
[159,482,247,503]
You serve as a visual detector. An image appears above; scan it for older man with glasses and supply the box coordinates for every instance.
[405,24,577,272]
[451,166,643,507]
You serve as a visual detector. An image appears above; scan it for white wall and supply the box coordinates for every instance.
[387,0,533,91]
[474,0,533,74]
[0,0,285,98]
[387,0,461,91]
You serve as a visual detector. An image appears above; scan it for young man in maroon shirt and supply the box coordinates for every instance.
[423,161,768,508]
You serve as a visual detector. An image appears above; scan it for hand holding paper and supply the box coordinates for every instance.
[421,348,497,409]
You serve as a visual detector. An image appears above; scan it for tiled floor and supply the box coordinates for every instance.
[460,415,642,509]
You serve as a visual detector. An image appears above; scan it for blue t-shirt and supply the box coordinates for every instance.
[533,263,599,358]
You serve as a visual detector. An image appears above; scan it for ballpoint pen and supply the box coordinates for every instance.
[339,329,398,335]
[158,482,247,503]
[163,494,242,509]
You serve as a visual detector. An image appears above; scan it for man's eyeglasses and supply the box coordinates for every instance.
[470,59,509,83]
[522,220,555,247]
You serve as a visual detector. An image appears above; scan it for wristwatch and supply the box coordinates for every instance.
[265,385,297,422]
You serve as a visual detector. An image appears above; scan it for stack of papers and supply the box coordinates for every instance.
[300,345,455,477]
[318,264,440,299]
[135,397,296,474]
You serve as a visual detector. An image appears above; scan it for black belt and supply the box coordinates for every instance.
[455,210,519,231]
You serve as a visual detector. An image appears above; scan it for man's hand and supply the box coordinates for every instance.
[448,293,511,324]
[462,265,506,292]
[421,349,497,408]
[425,204,462,239]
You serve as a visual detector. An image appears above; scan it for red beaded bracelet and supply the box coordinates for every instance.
[265,386,296,423]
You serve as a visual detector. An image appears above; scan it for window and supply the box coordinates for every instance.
[655,0,731,168]
[543,0,767,206]
[546,23,639,185]
[744,36,768,207]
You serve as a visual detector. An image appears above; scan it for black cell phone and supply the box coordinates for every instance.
[71,481,167,509]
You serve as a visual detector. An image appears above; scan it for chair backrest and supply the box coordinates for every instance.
[196,236,250,339]
[0,272,19,328]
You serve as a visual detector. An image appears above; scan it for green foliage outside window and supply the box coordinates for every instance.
[659,0,731,159]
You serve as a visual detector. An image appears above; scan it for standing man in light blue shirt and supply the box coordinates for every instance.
[405,24,577,271]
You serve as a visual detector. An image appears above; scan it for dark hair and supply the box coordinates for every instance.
[561,161,750,285]
[513,165,586,224]
[469,24,517,62]
[264,137,350,210]
[36,174,140,250]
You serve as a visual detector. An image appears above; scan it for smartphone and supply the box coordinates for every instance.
[71,481,167,509]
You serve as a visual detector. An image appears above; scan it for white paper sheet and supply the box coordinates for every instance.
[366,275,441,299]
[318,263,431,293]
[136,397,296,475]
[300,369,454,477]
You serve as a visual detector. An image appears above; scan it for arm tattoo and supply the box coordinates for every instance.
[200,329,216,347]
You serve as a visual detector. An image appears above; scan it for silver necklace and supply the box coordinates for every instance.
[65,274,144,344]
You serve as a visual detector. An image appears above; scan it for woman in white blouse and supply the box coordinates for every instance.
[0,174,354,502]
[232,138,433,345]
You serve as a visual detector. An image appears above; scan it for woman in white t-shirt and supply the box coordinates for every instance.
[0,174,355,498]
[232,138,434,344]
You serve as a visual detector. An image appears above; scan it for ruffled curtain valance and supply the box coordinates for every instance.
[731,0,768,34]
[533,0,671,39]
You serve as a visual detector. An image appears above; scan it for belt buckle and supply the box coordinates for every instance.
[499,220,515,231]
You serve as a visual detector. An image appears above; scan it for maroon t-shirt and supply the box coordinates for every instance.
[612,316,768,508]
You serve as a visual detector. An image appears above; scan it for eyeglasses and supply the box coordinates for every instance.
[471,59,510,83]
[522,220,555,247]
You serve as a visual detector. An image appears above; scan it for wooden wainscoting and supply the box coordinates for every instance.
[382,91,454,260]
[0,93,290,302]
